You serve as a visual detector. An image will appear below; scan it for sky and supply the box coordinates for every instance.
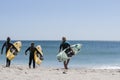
[0,0,120,40]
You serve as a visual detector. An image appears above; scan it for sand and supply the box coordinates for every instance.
[0,65,120,80]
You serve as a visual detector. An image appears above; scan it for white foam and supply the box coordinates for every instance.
[92,65,120,69]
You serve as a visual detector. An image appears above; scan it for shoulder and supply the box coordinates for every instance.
[9,42,13,45]
[65,41,70,45]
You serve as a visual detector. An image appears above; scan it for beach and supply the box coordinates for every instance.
[0,65,120,80]
[0,41,120,80]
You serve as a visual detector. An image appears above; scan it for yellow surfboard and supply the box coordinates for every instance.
[6,41,22,60]
[34,45,43,65]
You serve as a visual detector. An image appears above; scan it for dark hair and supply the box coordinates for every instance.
[31,42,34,46]
[62,37,66,41]
[7,37,11,41]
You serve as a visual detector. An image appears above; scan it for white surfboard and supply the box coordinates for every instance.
[57,44,82,62]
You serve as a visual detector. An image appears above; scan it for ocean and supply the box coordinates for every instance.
[0,40,120,69]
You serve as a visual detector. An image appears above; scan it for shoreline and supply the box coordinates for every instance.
[0,65,120,80]
[1,63,120,69]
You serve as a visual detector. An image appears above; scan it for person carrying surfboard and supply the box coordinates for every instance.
[1,37,14,67]
[59,37,74,69]
[25,42,43,68]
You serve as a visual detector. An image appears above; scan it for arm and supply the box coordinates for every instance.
[36,48,44,60]
[59,43,62,52]
[68,44,75,55]
[36,49,43,57]
[67,43,72,51]
[1,42,6,54]
[10,43,15,49]
[25,47,30,55]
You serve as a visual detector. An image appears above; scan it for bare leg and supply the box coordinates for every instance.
[66,59,70,66]
[64,61,68,69]
[64,59,70,69]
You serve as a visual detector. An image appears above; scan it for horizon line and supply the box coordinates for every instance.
[0,39,120,42]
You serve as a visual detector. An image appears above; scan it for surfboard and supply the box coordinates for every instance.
[34,45,43,65]
[6,41,22,60]
[57,44,82,62]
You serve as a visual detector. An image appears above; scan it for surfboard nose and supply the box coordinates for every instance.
[15,41,22,52]
[76,44,82,48]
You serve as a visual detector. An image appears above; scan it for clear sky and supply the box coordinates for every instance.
[0,0,120,40]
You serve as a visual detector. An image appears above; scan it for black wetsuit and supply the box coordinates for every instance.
[25,47,42,68]
[1,42,13,67]
[59,41,74,57]
[60,41,70,50]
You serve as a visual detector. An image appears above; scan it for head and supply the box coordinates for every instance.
[62,37,66,42]
[31,42,34,47]
[7,37,11,42]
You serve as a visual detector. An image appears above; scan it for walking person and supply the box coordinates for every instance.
[25,42,43,68]
[1,37,14,67]
[59,37,74,69]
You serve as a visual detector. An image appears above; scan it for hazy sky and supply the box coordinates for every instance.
[0,0,120,40]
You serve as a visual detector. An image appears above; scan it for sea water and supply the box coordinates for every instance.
[0,40,120,69]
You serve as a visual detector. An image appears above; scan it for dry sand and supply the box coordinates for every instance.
[0,65,120,80]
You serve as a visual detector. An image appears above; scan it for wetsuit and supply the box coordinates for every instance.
[60,41,70,50]
[25,47,42,68]
[1,41,13,67]
[59,41,74,69]
[59,41,74,57]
